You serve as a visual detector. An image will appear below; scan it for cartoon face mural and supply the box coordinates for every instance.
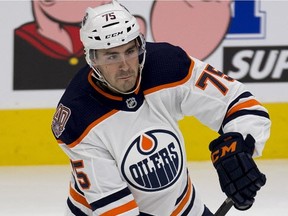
[13,0,229,90]
[13,0,110,90]
[151,0,231,60]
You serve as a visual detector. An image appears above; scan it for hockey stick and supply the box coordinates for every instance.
[214,197,234,216]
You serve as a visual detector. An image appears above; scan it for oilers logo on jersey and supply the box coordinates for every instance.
[121,129,183,192]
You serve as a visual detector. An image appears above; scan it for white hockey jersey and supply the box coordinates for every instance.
[52,42,271,216]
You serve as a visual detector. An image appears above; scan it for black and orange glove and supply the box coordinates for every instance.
[209,132,266,210]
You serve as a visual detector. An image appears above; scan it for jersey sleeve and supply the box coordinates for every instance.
[59,139,140,216]
[179,57,271,157]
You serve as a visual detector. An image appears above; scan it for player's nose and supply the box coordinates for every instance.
[119,56,130,71]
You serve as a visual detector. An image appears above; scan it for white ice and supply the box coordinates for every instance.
[0,159,287,216]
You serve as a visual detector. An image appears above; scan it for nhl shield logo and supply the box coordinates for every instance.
[121,129,183,192]
[126,97,137,109]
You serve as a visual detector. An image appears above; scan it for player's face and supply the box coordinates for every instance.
[92,40,140,93]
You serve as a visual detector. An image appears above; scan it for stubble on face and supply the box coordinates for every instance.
[99,61,139,93]
[93,41,140,93]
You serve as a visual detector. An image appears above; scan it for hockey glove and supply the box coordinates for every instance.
[209,132,266,210]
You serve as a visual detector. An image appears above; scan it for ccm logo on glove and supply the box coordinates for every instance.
[211,138,237,163]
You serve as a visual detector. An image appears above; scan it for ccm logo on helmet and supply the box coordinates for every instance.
[121,129,183,192]
[105,31,123,39]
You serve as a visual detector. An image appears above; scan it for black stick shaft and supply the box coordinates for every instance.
[214,198,234,216]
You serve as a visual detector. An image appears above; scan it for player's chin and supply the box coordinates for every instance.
[118,81,136,92]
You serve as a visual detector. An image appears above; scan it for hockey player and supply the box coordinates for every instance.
[51,1,271,215]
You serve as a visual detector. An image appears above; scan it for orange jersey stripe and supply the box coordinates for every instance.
[143,58,195,95]
[226,99,261,118]
[56,139,63,144]
[66,109,118,148]
[87,70,141,101]
[69,183,91,209]
[171,178,192,216]
[100,200,138,216]
[88,70,123,101]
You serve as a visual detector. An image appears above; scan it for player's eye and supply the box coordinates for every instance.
[106,54,120,62]
[127,48,135,55]
[126,47,138,58]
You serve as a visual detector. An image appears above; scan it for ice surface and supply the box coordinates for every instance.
[0,160,287,216]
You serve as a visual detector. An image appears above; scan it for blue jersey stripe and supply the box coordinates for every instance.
[90,187,132,211]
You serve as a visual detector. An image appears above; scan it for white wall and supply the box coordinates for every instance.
[1,0,287,110]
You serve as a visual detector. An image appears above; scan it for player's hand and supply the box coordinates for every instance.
[209,132,266,210]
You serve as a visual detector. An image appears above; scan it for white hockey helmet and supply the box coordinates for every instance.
[80,0,144,61]
[79,0,146,94]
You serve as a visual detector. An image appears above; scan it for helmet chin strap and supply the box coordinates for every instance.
[90,50,146,95]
